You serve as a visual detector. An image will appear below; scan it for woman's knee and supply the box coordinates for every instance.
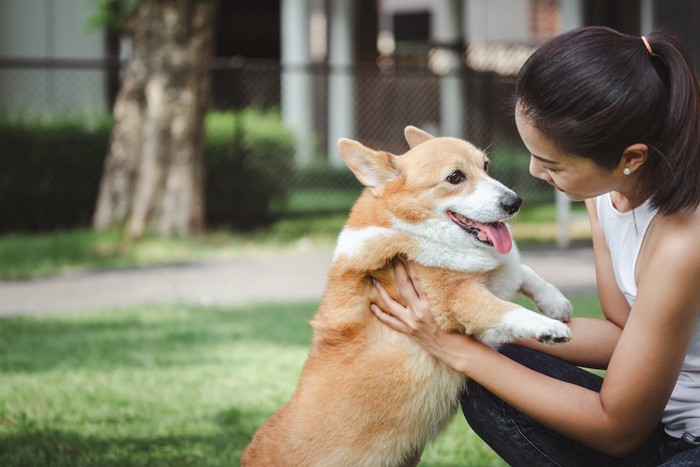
[460,378,505,435]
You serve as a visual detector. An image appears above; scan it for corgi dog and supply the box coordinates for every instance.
[241,127,572,467]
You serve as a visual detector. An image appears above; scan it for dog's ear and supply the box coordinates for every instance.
[338,138,399,197]
[404,126,434,148]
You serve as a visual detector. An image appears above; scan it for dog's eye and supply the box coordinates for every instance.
[446,170,466,184]
[484,161,490,172]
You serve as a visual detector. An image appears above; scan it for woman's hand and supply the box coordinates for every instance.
[370,260,437,336]
[370,260,478,367]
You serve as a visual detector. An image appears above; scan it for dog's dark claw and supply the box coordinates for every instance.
[538,335,571,345]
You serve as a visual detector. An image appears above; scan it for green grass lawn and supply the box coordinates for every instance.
[0,295,602,466]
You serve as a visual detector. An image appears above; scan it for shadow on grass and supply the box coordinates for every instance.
[0,301,318,373]
[0,404,277,466]
[0,428,249,466]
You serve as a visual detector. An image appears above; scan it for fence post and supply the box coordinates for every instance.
[556,190,571,249]
[281,0,315,165]
[327,0,355,167]
[437,0,465,137]
[556,0,583,250]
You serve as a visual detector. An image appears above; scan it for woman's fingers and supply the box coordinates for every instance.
[405,262,428,303]
[393,259,422,304]
[373,278,407,318]
[394,261,431,324]
[370,303,408,333]
[371,280,411,333]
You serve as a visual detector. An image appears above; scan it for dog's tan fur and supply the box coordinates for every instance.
[241,127,571,466]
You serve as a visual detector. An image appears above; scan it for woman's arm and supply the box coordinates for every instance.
[514,317,621,369]
[371,214,700,456]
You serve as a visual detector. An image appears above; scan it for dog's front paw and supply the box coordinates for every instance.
[477,307,571,347]
[520,266,573,322]
[537,288,573,323]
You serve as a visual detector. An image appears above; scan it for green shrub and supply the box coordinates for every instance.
[283,161,363,216]
[292,160,360,191]
[0,110,296,233]
[0,117,111,232]
[205,110,295,229]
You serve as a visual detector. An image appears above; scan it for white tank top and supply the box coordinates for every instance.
[596,192,700,438]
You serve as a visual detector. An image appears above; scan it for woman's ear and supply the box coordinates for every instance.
[620,143,649,173]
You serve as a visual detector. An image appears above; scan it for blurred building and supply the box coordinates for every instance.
[0,0,110,116]
[1,0,699,162]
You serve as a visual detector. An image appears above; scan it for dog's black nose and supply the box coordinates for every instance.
[500,193,522,215]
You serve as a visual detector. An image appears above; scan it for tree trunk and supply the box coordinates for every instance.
[93,0,216,237]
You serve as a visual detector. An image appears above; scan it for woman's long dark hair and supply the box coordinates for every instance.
[516,26,700,215]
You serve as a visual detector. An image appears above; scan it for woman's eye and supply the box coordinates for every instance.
[446,170,466,184]
[484,161,490,172]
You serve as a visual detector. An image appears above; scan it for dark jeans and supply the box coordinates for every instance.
[461,345,700,466]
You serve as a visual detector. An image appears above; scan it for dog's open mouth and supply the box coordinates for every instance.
[447,211,513,254]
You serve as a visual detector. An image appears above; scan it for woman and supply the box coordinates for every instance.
[371,26,700,466]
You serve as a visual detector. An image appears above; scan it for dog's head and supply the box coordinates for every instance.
[338,126,521,255]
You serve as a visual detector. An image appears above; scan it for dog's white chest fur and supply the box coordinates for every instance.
[334,223,523,298]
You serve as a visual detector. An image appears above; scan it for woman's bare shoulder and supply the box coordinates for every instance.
[639,206,700,300]
[650,207,700,258]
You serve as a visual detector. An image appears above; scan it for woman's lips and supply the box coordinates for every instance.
[554,184,565,192]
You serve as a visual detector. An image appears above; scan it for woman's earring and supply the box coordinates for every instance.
[623,167,632,175]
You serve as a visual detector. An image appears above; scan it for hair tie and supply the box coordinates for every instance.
[641,36,653,55]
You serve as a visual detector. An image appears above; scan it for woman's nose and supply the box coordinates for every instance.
[529,156,547,180]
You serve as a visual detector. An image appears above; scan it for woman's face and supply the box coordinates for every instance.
[514,108,624,202]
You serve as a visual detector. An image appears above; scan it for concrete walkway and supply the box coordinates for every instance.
[0,245,596,317]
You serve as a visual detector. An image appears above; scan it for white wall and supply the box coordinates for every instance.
[382,0,532,44]
[468,0,530,42]
[0,0,107,117]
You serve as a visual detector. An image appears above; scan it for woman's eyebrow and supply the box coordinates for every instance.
[531,154,560,165]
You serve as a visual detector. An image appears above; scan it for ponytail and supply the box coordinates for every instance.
[643,31,700,214]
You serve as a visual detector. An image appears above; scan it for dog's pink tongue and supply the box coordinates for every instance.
[477,221,512,254]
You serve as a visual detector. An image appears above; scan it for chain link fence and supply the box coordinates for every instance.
[0,47,554,233]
